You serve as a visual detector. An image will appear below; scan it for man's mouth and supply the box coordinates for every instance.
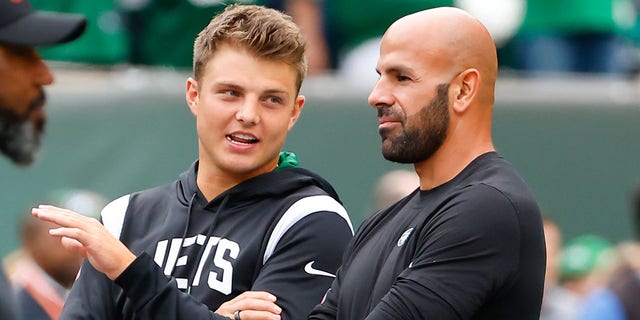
[226,133,259,145]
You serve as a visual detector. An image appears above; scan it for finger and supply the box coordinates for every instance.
[233,299,281,315]
[32,207,82,227]
[230,291,277,303]
[235,310,281,320]
[46,230,88,257]
[37,205,84,218]
[49,226,87,244]
[60,236,88,256]
[39,204,76,213]
[38,204,93,220]
[33,207,99,231]
[215,292,279,318]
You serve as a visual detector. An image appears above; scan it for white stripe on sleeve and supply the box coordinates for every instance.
[101,194,131,240]
[263,195,353,264]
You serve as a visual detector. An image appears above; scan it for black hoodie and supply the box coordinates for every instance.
[60,161,354,320]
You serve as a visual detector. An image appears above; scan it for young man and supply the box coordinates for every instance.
[0,1,86,319]
[33,4,353,320]
[309,7,546,320]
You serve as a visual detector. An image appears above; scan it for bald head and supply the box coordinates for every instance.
[382,7,498,105]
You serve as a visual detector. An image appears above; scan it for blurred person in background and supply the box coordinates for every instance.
[28,0,331,73]
[578,184,640,320]
[0,1,86,319]
[372,169,419,211]
[540,216,579,320]
[325,0,453,89]
[122,0,261,68]
[265,0,330,75]
[5,189,108,320]
[28,0,128,66]
[558,234,619,319]
[327,1,526,89]
[121,0,330,74]
[511,0,637,75]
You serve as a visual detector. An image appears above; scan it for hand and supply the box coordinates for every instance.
[215,291,282,320]
[32,204,136,280]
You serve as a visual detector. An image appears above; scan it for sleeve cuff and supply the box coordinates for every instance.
[114,252,170,309]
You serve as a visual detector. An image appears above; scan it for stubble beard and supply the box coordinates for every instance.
[380,83,450,164]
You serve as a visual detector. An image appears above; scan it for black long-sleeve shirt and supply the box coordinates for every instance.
[309,152,546,320]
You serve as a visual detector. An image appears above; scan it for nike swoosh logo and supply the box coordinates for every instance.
[304,261,335,278]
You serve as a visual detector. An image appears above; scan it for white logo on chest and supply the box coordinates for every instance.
[397,227,414,247]
[153,234,240,294]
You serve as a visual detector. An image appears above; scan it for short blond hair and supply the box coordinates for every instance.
[193,4,307,91]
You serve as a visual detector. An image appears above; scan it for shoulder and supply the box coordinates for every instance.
[447,183,522,227]
[263,194,353,264]
[468,154,539,216]
[281,194,351,229]
[100,181,177,240]
[417,184,528,256]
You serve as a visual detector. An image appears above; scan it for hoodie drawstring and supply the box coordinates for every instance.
[180,193,230,295]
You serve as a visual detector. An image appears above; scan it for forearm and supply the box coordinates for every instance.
[115,253,224,320]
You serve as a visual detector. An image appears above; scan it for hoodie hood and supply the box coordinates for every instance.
[176,159,341,210]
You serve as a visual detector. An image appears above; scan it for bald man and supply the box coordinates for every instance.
[309,7,545,320]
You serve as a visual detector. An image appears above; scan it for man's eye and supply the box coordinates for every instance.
[267,96,283,104]
[217,90,240,100]
[397,75,410,82]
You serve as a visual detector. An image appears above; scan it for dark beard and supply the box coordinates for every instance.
[0,92,46,166]
[380,83,450,164]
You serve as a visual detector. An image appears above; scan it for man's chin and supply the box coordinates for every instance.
[0,122,42,167]
[2,146,39,167]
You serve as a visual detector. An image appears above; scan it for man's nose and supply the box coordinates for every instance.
[235,100,260,125]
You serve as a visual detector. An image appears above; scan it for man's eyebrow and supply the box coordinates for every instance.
[213,81,243,89]
[263,88,289,95]
[213,82,290,97]
[387,65,411,74]
[378,63,412,75]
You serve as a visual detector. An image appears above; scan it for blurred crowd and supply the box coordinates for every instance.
[539,185,640,320]
[31,0,640,81]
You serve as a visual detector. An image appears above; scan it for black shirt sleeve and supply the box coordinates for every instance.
[252,212,353,319]
[60,260,121,319]
[62,255,229,320]
[308,218,361,320]
[116,253,232,319]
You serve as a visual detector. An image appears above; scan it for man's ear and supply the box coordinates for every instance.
[288,95,305,130]
[451,68,479,113]
[185,77,199,116]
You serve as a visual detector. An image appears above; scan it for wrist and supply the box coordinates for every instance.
[106,250,136,280]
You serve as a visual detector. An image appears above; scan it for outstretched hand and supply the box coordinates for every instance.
[33,205,283,320]
[215,291,282,320]
[32,204,136,280]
